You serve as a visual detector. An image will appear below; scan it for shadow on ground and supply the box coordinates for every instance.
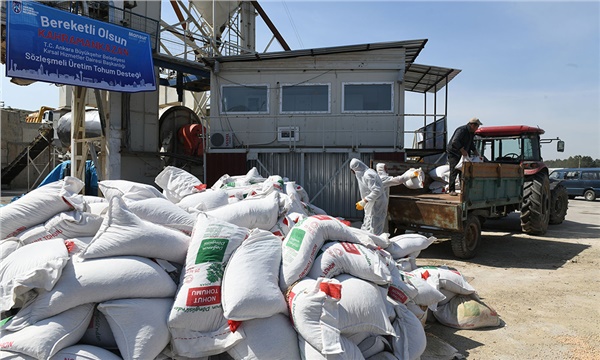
[419,212,593,270]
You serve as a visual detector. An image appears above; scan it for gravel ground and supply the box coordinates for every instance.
[418,198,600,360]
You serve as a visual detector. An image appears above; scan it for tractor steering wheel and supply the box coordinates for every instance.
[503,153,520,159]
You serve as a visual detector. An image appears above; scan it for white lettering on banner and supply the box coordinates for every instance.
[68,59,93,71]
[93,65,116,75]
[40,16,97,35]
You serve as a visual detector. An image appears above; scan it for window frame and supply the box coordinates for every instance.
[341,82,394,113]
[279,83,331,114]
[220,84,270,114]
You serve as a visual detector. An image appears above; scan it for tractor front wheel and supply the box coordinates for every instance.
[549,184,568,225]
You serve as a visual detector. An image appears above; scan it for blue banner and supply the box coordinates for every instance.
[6,0,156,93]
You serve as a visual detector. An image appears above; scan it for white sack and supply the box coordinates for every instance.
[429,180,447,194]
[308,241,392,285]
[348,227,391,249]
[0,239,69,312]
[0,303,94,360]
[169,323,244,358]
[227,314,301,360]
[433,293,501,329]
[359,336,391,359]
[298,335,365,360]
[80,307,118,349]
[18,210,103,245]
[49,345,123,360]
[287,277,343,354]
[81,197,190,264]
[366,352,398,360]
[391,303,427,360]
[127,197,197,235]
[269,214,294,240]
[385,234,436,259]
[5,256,177,331]
[168,215,249,358]
[386,264,419,305]
[334,274,396,337]
[455,155,483,170]
[0,237,23,262]
[289,276,395,355]
[155,166,204,203]
[98,179,165,202]
[401,271,445,309]
[429,165,450,182]
[177,188,229,212]
[404,168,425,189]
[205,191,280,230]
[411,266,476,295]
[98,298,173,360]
[222,229,287,321]
[280,215,363,290]
[0,177,84,239]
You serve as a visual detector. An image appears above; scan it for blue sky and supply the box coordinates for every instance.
[2,0,598,160]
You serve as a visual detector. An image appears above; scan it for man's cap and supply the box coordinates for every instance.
[468,117,482,125]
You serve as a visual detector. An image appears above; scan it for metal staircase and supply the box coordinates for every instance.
[1,126,54,187]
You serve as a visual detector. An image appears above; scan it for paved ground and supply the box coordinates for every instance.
[419,198,600,359]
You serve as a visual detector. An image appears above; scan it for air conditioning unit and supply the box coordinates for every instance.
[210,132,234,148]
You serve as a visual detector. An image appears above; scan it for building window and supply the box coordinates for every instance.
[221,85,268,113]
[342,83,393,112]
[281,84,330,113]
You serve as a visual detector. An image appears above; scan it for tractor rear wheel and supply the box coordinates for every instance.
[521,173,550,235]
[549,184,568,225]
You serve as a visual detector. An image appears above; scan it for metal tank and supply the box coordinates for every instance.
[55,110,103,149]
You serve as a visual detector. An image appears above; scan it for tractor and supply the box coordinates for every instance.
[474,125,568,235]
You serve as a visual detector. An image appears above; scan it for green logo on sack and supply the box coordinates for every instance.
[196,238,229,264]
[286,228,305,251]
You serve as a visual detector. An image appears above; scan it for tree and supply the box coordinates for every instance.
[545,156,599,168]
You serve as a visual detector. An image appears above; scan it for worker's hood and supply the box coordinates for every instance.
[350,158,368,173]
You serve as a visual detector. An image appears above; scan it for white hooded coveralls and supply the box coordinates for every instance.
[376,163,419,233]
[350,158,385,235]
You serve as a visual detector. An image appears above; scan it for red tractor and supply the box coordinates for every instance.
[474,125,568,235]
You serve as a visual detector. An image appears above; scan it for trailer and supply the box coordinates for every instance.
[385,161,524,259]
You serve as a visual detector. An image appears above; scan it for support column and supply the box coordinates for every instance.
[70,86,88,187]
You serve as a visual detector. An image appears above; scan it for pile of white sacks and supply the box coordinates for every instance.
[0,166,499,360]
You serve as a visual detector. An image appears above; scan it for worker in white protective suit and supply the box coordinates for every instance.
[350,158,385,235]
[376,163,420,233]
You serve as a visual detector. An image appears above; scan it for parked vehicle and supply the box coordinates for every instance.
[384,125,567,259]
[549,168,600,201]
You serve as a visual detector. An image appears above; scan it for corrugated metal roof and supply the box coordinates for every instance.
[204,39,428,65]
[203,39,460,94]
[404,63,462,94]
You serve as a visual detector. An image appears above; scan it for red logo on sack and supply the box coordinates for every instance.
[313,215,333,221]
[340,242,360,255]
[388,286,409,303]
[186,286,221,306]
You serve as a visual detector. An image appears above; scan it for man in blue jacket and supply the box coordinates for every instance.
[447,117,482,196]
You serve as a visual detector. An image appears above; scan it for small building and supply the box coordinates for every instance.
[202,40,460,218]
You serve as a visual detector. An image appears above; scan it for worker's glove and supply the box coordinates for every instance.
[355,199,366,211]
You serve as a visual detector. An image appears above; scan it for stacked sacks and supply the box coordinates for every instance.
[0,166,500,360]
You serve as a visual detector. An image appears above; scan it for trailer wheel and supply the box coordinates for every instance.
[521,173,550,235]
[549,184,568,224]
[451,214,481,259]
[584,190,596,201]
